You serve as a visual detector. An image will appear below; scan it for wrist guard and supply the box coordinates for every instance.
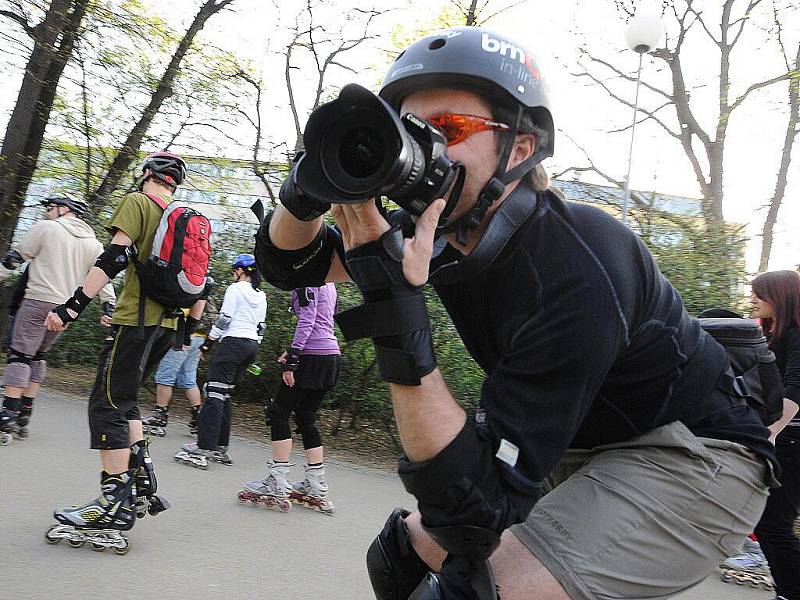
[280,157,330,221]
[1,249,23,270]
[335,227,436,386]
[200,337,217,354]
[54,287,92,324]
[283,348,301,372]
[101,302,115,318]
[184,315,200,346]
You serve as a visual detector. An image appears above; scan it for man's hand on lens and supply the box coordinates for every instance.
[333,199,445,288]
[332,201,391,250]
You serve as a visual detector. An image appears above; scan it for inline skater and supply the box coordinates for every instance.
[1,196,115,444]
[239,283,341,514]
[43,152,210,553]
[174,253,266,469]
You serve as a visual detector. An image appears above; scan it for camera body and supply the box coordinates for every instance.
[293,84,459,217]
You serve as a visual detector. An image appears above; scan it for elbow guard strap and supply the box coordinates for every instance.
[94,244,131,278]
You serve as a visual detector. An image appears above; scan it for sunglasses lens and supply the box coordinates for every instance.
[429,114,471,146]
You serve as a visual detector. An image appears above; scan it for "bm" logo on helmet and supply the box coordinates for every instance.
[481,33,541,80]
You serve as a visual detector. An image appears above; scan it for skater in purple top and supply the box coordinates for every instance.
[239,283,341,514]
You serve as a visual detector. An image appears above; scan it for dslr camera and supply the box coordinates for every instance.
[285,83,460,219]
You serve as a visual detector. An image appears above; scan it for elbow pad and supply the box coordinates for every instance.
[253,211,340,291]
[95,244,131,278]
[214,312,232,331]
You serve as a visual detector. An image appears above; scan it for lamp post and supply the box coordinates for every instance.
[621,10,664,225]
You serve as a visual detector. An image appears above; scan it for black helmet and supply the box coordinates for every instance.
[40,195,90,217]
[139,151,187,190]
[380,27,554,165]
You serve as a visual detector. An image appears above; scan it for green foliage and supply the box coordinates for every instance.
[634,209,748,315]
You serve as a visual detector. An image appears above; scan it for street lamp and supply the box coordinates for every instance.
[621,10,664,225]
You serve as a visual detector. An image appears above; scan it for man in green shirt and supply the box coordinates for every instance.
[43,151,208,553]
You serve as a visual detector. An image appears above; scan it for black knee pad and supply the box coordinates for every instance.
[204,381,233,402]
[6,349,32,365]
[366,508,430,600]
[408,560,498,600]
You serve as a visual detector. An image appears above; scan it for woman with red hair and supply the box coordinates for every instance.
[750,269,800,600]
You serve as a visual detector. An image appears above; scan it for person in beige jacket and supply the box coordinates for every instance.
[0,196,115,440]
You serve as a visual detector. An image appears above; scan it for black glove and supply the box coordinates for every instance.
[183,315,200,346]
[282,348,301,372]
[200,337,217,355]
[335,227,436,386]
[1,249,23,270]
[53,287,92,324]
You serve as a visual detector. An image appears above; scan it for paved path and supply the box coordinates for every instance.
[0,391,772,600]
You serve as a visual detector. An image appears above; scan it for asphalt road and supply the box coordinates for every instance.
[0,390,774,600]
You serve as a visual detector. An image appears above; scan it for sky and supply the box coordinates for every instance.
[0,0,797,273]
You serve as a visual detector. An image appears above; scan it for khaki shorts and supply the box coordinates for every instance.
[510,421,773,600]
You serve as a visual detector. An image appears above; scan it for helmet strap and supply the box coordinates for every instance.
[443,105,525,245]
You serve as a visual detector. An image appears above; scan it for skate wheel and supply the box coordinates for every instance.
[67,538,85,548]
[91,543,106,552]
[113,542,130,555]
[44,525,62,544]
[236,491,248,503]
[278,499,292,513]
[1,433,11,446]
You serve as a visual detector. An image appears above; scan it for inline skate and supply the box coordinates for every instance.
[45,470,137,554]
[0,407,19,445]
[130,438,170,518]
[290,463,335,515]
[14,399,32,439]
[188,405,200,436]
[141,406,168,437]
[719,538,774,590]
[210,445,233,466]
[173,442,210,469]
[238,460,292,512]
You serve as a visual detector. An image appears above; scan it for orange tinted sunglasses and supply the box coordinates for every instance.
[427,113,511,146]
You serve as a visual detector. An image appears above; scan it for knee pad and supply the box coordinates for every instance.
[204,381,233,402]
[408,560,498,600]
[4,350,32,388]
[366,508,430,600]
[29,353,47,383]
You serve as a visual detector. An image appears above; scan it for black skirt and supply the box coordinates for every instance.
[294,354,341,390]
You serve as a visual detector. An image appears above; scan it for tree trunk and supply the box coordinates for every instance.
[0,0,90,254]
[87,0,234,210]
[759,44,800,272]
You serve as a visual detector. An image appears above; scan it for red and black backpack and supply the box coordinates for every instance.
[135,194,212,321]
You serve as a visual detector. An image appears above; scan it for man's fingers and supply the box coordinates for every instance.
[412,199,445,250]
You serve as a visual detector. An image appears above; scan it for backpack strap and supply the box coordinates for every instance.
[144,193,169,211]
[135,193,169,339]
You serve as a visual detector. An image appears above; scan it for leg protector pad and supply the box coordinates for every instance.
[204,381,233,403]
[29,359,47,383]
[4,350,32,388]
[408,559,498,600]
[366,508,430,600]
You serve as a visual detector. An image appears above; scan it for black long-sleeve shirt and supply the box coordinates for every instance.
[262,184,776,530]
[774,328,800,438]
[419,186,775,511]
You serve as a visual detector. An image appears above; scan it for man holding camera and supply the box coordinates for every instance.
[255,27,777,600]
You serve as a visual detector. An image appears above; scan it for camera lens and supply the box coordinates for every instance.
[339,127,385,179]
